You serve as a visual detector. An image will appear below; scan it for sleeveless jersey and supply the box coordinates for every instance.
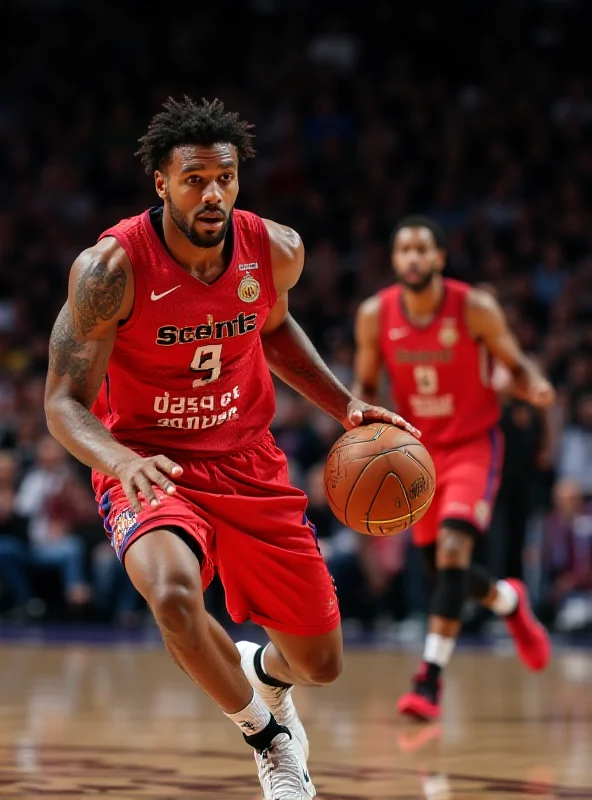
[91,208,277,456]
[378,278,500,448]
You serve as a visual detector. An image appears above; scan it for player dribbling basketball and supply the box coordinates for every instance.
[354,216,554,721]
[44,97,418,800]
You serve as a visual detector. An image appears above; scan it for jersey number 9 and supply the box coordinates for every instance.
[190,345,222,387]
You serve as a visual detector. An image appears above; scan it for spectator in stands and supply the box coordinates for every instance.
[0,486,34,620]
[542,479,592,631]
[14,435,91,610]
[557,392,592,497]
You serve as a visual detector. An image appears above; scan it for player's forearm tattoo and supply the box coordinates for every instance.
[74,258,127,336]
[282,359,318,382]
[48,307,90,390]
[48,307,108,397]
[263,314,352,419]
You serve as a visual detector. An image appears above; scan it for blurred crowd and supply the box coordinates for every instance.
[1,0,591,634]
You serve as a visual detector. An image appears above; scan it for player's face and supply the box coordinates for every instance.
[156,144,239,248]
[392,227,445,293]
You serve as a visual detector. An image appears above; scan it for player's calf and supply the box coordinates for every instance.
[399,531,473,721]
[261,631,344,687]
[291,648,343,685]
[398,565,470,720]
[468,563,519,614]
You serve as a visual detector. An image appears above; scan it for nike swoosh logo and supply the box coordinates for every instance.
[389,327,409,341]
[303,770,310,783]
[151,285,181,301]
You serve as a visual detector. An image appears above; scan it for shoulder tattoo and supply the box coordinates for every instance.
[74,257,127,336]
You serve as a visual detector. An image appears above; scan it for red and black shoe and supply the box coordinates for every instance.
[397,663,442,721]
[504,579,551,671]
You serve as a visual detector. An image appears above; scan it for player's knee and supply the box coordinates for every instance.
[430,567,470,621]
[437,526,474,569]
[149,578,203,637]
[294,648,343,685]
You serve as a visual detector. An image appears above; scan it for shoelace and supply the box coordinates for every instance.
[260,736,303,799]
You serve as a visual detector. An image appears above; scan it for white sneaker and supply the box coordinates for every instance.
[236,640,309,759]
[255,731,316,799]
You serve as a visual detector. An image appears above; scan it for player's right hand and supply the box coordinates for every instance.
[114,454,183,513]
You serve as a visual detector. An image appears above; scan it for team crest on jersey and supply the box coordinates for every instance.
[438,318,459,348]
[238,273,261,303]
[474,500,491,527]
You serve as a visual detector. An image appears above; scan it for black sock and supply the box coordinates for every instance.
[254,646,293,690]
[424,662,442,684]
[243,715,290,751]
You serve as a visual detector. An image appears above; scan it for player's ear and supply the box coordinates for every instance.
[436,248,447,271]
[154,172,167,201]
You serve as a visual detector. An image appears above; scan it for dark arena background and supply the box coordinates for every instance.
[1,0,592,797]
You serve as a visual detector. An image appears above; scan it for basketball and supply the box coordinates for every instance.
[324,422,436,536]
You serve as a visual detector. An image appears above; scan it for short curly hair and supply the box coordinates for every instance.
[390,215,447,251]
[136,96,256,174]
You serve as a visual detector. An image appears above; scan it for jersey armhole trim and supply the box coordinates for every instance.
[460,287,478,342]
[256,217,278,308]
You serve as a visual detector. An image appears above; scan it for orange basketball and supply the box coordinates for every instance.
[324,422,436,536]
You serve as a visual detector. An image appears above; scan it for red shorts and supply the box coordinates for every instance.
[412,427,504,547]
[93,433,340,637]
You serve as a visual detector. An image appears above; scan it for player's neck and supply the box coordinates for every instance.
[402,276,445,325]
[162,213,229,282]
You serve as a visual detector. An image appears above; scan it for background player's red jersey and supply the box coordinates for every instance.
[91,208,277,456]
[378,278,500,448]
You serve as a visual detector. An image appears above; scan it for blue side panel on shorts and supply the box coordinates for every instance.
[303,512,319,543]
[110,509,141,559]
[484,427,502,503]
[99,490,113,536]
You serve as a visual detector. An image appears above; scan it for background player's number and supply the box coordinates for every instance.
[413,365,438,395]
[190,345,222,387]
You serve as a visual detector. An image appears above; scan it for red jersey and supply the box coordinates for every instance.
[378,278,500,448]
[91,208,277,456]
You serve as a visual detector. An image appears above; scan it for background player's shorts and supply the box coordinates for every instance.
[92,433,340,637]
[412,427,504,547]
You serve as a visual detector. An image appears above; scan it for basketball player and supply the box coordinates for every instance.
[353,216,554,721]
[44,98,418,799]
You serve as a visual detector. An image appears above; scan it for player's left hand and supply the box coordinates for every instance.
[345,398,421,438]
[525,376,556,409]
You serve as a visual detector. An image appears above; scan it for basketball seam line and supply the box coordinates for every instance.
[402,449,437,490]
[343,450,385,531]
[327,423,389,458]
[364,493,434,525]
[344,455,412,535]
[368,468,410,536]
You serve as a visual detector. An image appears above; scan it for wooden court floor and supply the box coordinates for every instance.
[1,642,591,799]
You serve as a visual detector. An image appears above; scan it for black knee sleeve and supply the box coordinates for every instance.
[468,564,494,600]
[421,543,437,581]
[430,568,470,620]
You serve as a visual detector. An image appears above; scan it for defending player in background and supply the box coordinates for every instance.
[44,98,418,799]
[353,216,554,721]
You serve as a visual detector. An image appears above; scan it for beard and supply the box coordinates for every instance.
[399,269,437,293]
[169,196,230,248]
